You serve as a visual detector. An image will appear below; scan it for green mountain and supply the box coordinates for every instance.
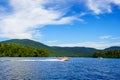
[53,47,99,57]
[2,39,49,49]
[93,50,120,58]
[104,46,120,50]
[1,39,80,57]
[1,39,100,57]
[0,42,49,57]
[93,46,120,58]
[2,39,58,56]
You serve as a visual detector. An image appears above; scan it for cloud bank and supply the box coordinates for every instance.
[99,35,111,39]
[0,0,120,41]
[50,42,120,49]
[87,0,120,14]
[0,0,80,39]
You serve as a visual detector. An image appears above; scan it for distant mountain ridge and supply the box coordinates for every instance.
[0,42,49,57]
[53,46,99,57]
[1,39,120,57]
[2,39,48,49]
[104,46,120,50]
[2,39,64,56]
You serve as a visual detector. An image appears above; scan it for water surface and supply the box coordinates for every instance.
[0,57,120,80]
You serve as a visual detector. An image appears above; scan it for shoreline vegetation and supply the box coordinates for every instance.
[0,39,120,58]
[0,43,49,57]
[1,39,98,57]
[93,50,120,58]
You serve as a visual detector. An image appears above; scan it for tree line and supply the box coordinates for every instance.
[0,42,49,57]
[93,50,120,58]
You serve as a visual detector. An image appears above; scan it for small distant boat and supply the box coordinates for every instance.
[58,57,68,61]
[98,57,103,59]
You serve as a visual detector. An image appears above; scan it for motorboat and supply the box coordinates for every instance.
[58,57,68,61]
[98,57,103,59]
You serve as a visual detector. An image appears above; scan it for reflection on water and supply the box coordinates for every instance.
[0,57,120,80]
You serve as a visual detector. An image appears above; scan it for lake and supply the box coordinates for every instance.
[0,57,120,80]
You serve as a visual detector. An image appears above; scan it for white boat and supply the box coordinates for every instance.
[57,57,68,61]
[98,57,103,59]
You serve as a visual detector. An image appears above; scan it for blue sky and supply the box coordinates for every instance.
[0,0,120,49]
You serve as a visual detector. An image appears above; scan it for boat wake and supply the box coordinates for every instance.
[16,59,62,62]
[0,59,66,62]
[0,57,69,62]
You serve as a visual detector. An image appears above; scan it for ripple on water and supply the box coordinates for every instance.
[0,57,120,80]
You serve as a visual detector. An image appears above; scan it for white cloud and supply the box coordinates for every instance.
[99,35,111,39]
[99,35,120,40]
[112,0,120,5]
[50,42,120,49]
[0,0,120,40]
[0,0,80,39]
[46,40,58,44]
[87,0,120,14]
[112,37,120,40]
[87,0,111,14]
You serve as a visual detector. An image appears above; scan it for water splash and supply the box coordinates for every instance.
[0,59,65,62]
[17,59,65,62]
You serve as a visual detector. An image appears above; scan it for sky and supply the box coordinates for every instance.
[0,0,120,49]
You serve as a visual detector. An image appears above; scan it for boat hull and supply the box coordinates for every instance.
[58,57,68,61]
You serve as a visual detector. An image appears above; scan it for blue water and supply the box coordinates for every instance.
[0,57,120,80]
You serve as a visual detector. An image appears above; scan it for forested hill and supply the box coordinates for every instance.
[2,39,64,56]
[0,42,49,57]
[2,39,99,57]
[104,46,120,50]
[2,39,82,57]
[2,39,49,49]
[2,39,119,57]
[0,39,120,57]
[93,46,120,58]
[53,47,99,57]
[93,50,120,58]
